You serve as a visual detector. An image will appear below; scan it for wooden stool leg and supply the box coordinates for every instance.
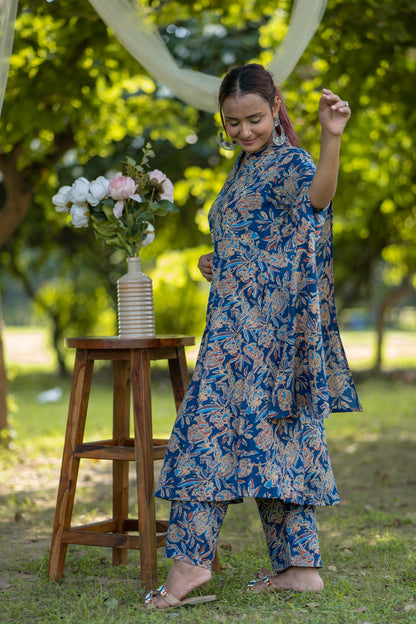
[131,349,158,589]
[112,360,131,567]
[48,349,94,579]
[212,549,221,574]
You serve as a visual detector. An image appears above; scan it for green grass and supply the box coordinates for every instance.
[1,338,416,622]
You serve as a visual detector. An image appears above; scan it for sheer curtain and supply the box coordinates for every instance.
[0,0,327,117]
[0,0,18,116]
[88,0,328,113]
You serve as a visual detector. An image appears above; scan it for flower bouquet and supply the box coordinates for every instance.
[52,142,178,257]
[53,143,178,338]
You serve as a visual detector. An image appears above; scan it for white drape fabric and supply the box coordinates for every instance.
[88,0,328,112]
[0,0,18,115]
[0,0,327,117]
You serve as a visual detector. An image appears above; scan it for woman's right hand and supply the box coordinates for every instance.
[198,252,214,282]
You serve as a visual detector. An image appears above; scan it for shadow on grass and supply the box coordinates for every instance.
[0,372,415,623]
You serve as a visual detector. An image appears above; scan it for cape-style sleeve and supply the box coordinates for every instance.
[266,147,362,420]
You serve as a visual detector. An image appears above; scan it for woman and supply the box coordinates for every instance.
[145,63,362,609]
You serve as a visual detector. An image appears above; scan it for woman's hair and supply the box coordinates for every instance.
[218,63,300,147]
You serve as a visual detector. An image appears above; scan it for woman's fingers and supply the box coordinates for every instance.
[322,88,350,113]
[198,253,214,282]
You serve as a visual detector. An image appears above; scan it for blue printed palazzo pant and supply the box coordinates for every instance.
[165,499,322,572]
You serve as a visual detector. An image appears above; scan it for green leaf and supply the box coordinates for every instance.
[158,199,179,213]
[101,205,116,220]
[90,218,117,237]
[130,223,144,237]
[90,210,106,221]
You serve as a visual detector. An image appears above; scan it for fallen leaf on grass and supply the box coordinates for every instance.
[404,604,416,612]
[220,562,235,570]
[340,542,353,549]
[306,602,320,608]
[327,565,337,572]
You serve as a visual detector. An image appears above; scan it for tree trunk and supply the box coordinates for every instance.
[373,273,414,373]
[0,295,9,443]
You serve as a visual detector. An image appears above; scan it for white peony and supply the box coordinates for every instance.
[70,203,90,228]
[69,177,91,203]
[52,186,72,213]
[142,222,155,247]
[88,176,109,206]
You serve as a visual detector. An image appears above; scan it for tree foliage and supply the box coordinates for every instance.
[0,0,415,434]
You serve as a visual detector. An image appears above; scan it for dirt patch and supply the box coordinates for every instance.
[4,331,52,366]
[0,454,115,565]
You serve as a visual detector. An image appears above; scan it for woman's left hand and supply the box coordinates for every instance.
[319,88,351,136]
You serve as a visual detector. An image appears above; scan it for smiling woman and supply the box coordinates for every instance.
[143,62,361,610]
[222,93,278,154]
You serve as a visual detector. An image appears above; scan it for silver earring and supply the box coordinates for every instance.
[272,114,286,146]
[218,130,237,151]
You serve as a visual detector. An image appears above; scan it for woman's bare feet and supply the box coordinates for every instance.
[248,567,324,594]
[145,559,212,609]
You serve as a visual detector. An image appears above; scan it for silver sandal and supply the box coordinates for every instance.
[246,575,274,592]
[144,584,217,609]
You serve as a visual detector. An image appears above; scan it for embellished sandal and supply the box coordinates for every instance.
[246,575,274,593]
[144,584,217,609]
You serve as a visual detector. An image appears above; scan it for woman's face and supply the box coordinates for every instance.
[222,93,279,154]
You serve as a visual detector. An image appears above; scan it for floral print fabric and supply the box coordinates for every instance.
[156,142,362,506]
[165,499,321,572]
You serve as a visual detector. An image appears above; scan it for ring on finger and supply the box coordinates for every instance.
[345,100,349,108]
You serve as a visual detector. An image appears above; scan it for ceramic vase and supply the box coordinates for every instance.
[117,257,156,338]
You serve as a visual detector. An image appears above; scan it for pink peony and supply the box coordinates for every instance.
[108,172,142,218]
[149,169,174,202]
[108,172,137,200]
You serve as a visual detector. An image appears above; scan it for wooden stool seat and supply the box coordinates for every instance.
[47,335,195,589]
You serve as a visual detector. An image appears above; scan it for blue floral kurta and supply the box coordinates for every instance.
[156,142,362,507]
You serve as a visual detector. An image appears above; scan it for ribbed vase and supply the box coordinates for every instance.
[117,257,155,338]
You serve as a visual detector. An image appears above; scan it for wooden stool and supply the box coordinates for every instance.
[47,335,195,589]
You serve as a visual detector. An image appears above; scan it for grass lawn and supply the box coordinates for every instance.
[0,329,415,623]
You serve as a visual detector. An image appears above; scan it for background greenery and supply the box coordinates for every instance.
[1,0,416,375]
[0,2,415,621]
